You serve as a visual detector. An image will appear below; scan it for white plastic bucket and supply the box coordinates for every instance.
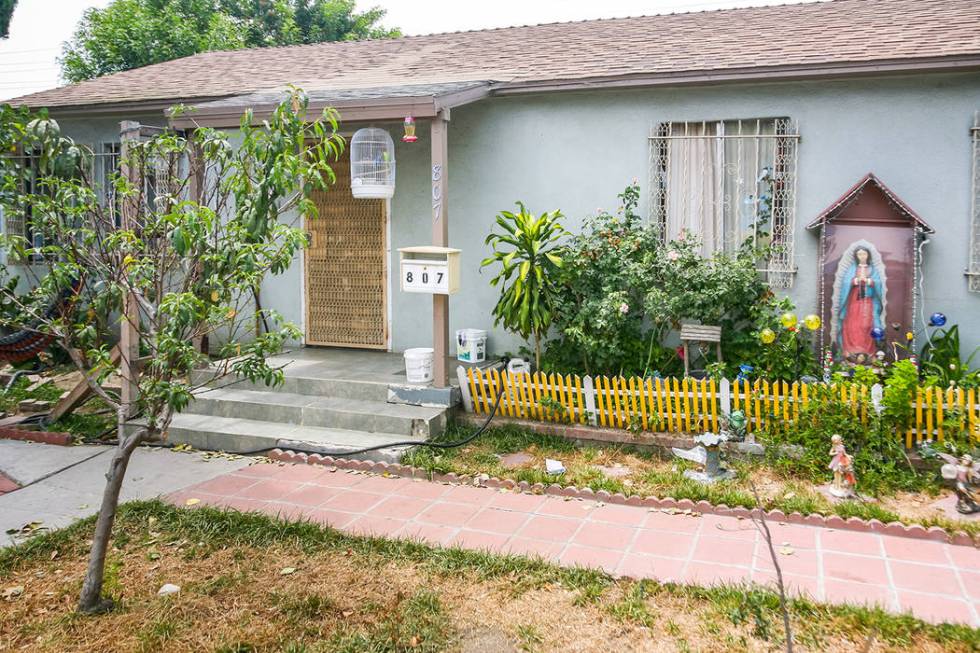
[404,347,434,384]
[455,328,487,363]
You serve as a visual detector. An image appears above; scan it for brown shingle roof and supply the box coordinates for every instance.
[11,0,980,110]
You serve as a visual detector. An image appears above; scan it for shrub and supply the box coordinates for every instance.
[763,384,928,494]
[542,182,813,380]
[481,203,566,369]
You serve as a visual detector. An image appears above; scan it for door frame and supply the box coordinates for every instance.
[300,141,391,350]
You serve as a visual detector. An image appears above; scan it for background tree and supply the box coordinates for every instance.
[0,0,16,38]
[0,89,343,613]
[60,0,399,83]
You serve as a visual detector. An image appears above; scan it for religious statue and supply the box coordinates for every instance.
[940,453,980,515]
[831,240,887,364]
[828,434,856,498]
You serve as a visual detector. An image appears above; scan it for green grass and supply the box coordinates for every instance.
[1,500,977,650]
[327,590,450,653]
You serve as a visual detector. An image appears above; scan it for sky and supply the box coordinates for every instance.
[0,0,814,101]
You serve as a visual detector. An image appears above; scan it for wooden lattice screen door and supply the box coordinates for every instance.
[304,152,388,348]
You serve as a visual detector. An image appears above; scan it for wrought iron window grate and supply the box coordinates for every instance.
[648,117,800,288]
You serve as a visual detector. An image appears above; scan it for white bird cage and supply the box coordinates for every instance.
[350,128,396,199]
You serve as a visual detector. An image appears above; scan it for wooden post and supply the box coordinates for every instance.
[431,111,450,388]
[118,121,141,415]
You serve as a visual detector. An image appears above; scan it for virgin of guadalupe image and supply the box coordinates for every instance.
[830,239,887,363]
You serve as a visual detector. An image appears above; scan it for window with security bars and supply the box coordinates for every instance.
[969,114,980,292]
[648,117,799,288]
[100,142,122,227]
[4,148,47,263]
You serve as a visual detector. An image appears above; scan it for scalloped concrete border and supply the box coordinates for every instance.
[266,448,978,549]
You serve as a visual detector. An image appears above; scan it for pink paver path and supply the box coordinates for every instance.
[169,461,980,627]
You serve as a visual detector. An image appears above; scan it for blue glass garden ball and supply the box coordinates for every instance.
[929,312,947,327]
[870,327,885,340]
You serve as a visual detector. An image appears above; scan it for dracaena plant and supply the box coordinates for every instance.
[0,89,343,614]
[481,203,565,369]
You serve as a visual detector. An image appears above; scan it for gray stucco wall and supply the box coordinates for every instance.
[389,71,980,358]
[37,71,980,361]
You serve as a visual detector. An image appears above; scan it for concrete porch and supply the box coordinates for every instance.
[146,348,481,463]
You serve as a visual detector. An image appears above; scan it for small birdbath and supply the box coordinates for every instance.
[672,432,735,484]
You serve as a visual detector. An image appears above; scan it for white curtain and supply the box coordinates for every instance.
[665,122,723,255]
[723,120,775,252]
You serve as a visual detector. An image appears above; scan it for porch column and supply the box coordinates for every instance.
[431,110,450,388]
[118,121,141,413]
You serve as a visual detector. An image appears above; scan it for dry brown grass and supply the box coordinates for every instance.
[1,503,975,653]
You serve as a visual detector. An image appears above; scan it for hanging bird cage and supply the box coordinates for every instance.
[350,128,396,199]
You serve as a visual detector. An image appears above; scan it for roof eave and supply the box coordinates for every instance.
[493,54,980,95]
[9,95,235,118]
[168,84,492,129]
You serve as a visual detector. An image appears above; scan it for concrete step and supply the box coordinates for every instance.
[133,414,415,464]
[190,368,390,402]
[184,387,446,438]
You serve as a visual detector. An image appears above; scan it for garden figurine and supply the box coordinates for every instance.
[939,453,980,515]
[828,434,856,498]
[720,410,747,442]
[672,431,735,484]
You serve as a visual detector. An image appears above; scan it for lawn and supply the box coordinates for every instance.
[0,501,976,652]
[401,422,979,541]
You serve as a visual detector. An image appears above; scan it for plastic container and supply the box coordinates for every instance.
[403,347,434,384]
[455,328,487,363]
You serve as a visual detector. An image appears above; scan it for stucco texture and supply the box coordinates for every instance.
[35,71,980,360]
[388,72,980,358]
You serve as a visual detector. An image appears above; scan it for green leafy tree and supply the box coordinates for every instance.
[0,89,343,613]
[0,0,16,38]
[60,0,399,83]
[481,203,565,369]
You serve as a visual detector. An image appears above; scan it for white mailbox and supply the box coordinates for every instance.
[398,246,460,295]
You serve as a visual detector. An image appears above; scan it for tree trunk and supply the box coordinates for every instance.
[77,422,144,614]
[534,333,541,371]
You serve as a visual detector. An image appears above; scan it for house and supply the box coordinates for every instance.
[6,0,980,392]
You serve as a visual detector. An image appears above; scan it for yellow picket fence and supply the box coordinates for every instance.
[461,367,980,446]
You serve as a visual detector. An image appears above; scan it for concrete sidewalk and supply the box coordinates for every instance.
[170,460,980,628]
[0,440,250,546]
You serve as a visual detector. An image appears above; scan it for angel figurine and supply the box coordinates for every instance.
[828,434,856,498]
[940,453,980,515]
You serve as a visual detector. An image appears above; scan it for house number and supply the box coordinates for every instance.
[432,164,443,223]
[402,261,448,293]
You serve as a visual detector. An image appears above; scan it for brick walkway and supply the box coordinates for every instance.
[169,461,980,627]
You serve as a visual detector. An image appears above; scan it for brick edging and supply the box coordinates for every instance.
[266,449,978,549]
[0,426,72,446]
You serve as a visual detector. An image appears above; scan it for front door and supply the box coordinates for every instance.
[304,151,388,348]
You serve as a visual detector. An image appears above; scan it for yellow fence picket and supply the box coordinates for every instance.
[635,377,648,431]
[463,368,977,445]
[970,388,978,442]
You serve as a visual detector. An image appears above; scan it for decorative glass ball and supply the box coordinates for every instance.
[780,312,798,329]
[870,326,885,340]
[803,314,821,331]
[929,312,947,327]
[760,328,776,344]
